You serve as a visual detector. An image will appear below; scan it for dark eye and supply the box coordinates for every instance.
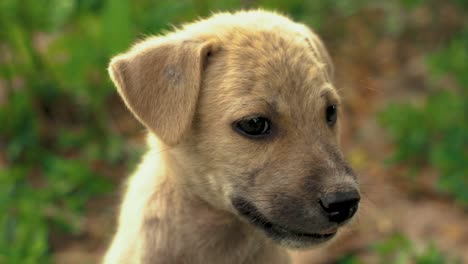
[235,117,271,138]
[326,105,337,126]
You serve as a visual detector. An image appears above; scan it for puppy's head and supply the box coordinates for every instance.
[109,11,359,248]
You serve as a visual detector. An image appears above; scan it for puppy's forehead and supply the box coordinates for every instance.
[185,11,338,120]
[222,30,337,118]
[182,11,333,84]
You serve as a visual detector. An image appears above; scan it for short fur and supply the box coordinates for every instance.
[104,10,359,264]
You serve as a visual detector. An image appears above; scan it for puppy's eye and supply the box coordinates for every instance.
[326,105,337,127]
[235,117,271,138]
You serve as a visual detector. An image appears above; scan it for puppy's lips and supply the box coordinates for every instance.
[269,224,337,240]
[232,198,337,241]
[316,226,338,235]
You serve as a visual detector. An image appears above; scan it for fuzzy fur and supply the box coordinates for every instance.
[104,10,359,264]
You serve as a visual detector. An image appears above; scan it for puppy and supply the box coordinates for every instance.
[104,10,360,264]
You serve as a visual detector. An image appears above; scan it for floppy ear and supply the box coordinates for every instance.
[108,38,215,145]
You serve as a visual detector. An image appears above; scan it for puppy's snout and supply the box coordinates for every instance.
[319,190,360,224]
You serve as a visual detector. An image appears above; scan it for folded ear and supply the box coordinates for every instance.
[109,38,215,145]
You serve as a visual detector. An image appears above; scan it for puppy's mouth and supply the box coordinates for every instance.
[232,198,337,243]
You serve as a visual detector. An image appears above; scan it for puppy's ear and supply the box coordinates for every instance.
[109,38,215,145]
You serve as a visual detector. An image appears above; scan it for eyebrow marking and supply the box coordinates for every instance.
[320,86,340,105]
[320,89,332,98]
[240,98,279,116]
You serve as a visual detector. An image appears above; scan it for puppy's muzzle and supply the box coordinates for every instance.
[231,187,360,247]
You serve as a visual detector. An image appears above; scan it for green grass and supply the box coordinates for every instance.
[379,31,468,205]
[337,233,462,264]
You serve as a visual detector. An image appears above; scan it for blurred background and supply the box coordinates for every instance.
[1,0,467,263]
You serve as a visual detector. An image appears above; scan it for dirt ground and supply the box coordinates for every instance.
[52,6,468,264]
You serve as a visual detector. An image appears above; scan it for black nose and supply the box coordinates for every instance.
[319,190,360,224]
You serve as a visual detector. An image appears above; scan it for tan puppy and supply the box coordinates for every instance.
[104,10,360,264]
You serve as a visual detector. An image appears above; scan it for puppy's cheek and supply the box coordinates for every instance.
[210,169,252,210]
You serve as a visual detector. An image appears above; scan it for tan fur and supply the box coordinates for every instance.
[104,10,359,264]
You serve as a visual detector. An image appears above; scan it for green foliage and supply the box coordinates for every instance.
[0,0,134,263]
[379,31,468,205]
[371,233,461,264]
[336,233,461,264]
[336,255,363,264]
